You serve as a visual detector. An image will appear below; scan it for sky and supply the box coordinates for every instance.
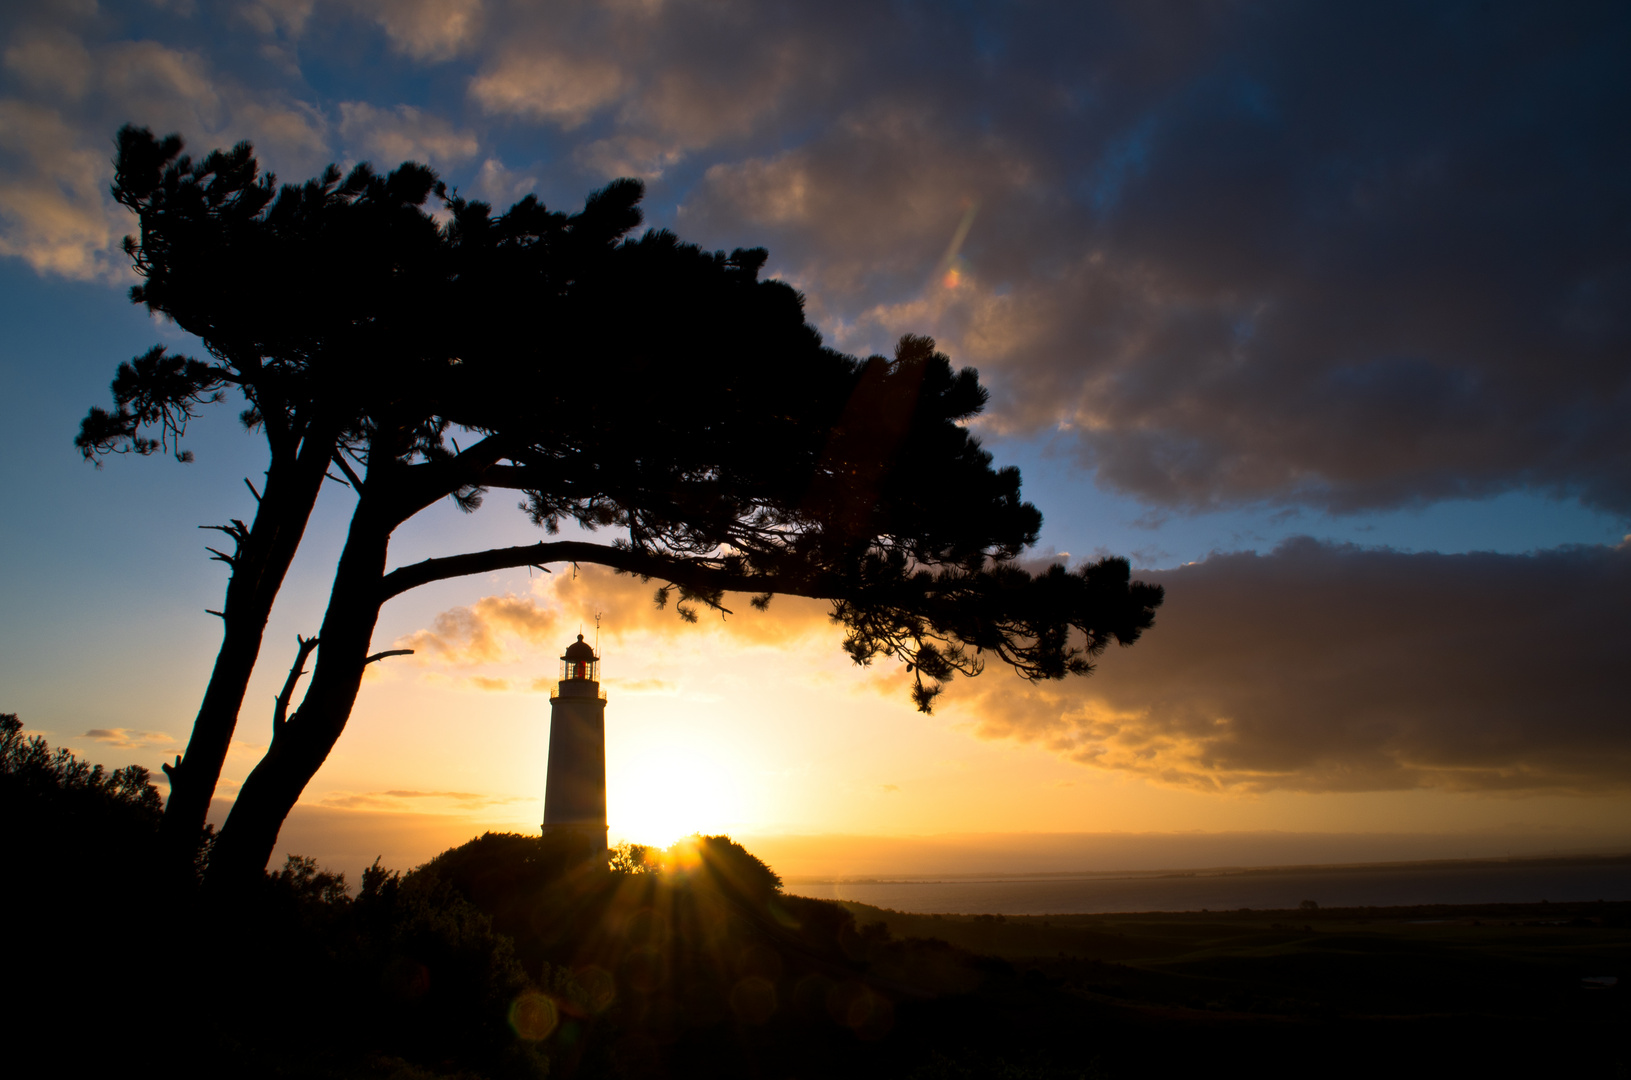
[1,0,1629,881]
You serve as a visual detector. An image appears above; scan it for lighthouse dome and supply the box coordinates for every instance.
[562,634,596,663]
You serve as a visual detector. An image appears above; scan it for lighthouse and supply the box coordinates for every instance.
[541,634,608,853]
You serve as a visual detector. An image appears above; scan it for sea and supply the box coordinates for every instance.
[786,855,1631,915]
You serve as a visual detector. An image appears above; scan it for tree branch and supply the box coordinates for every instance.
[274,634,320,730]
[329,451,363,490]
[364,648,414,665]
[377,540,817,604]
[200,519,251,549]
[475,463,555,490]
[390,435,512,521]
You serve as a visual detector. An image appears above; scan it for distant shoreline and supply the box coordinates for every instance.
[785,849,1631,914]
[782,848,1631,887]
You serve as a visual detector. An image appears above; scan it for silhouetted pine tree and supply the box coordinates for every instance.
[82,129,1165,892]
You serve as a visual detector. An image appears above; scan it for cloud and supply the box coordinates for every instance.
[318,788,529,811]
[81,728,177,750]
[0,99,125,279]
[662,4,1631,515]
[550,566,834,647]
[240,0,318,40]
[337,101,478,166]
[99,40,223,130]
[232,100,328,161]
[683,104,1039,305]
[397,593,562,665]
[397,565,837,671]
[240,0,482,61]
[468,49,626,128]
[947,539,1631,794]
[619,677,676,694]
[3,28,93,100]
[0,17,334,279]
[471,156,535,204]
[615,34,812,149]
[461,0,845,166]
[365,0,483,61]
[574,134,683,181]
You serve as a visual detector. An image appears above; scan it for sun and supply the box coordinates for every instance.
[608,741,746,848]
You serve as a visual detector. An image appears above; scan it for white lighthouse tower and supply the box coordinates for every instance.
[541,634,608,854]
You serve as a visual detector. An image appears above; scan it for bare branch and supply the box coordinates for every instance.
[199,521,251,564]
[364,648,414,665]
[329,450,363,490]
[244,477,262,502]
[274,635,320,730]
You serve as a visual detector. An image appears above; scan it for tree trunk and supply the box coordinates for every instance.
[204,493,394,890]
[156,432,334,875]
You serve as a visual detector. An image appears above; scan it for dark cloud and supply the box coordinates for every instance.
[4,1,1628,513]
[949,538,1631,793]
[676,2,1631,514]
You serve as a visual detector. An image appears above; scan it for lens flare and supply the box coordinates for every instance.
[576,964,617,1013]
[509,991,559,1041]
[933,201,979,290]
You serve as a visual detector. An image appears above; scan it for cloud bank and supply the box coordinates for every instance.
[951,539,1631,794]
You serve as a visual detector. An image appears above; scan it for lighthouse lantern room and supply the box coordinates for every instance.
[560,634,600,684]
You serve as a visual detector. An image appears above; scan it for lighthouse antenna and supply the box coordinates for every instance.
[594,612,601,654]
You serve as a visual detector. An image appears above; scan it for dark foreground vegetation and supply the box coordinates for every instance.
[6,714,1628,1078]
